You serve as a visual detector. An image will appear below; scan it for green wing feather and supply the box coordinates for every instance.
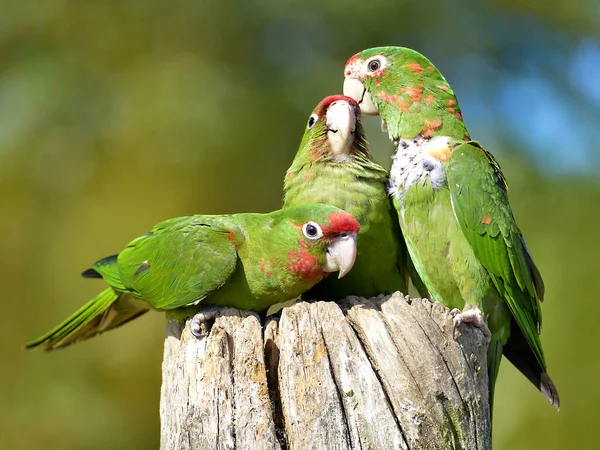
[83,254,127,290]
[27,216,242,350]
[447,142,546,370]
[117,216,240,309]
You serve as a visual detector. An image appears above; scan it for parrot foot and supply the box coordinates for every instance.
[450,307,491,345]
[189,306,222,338]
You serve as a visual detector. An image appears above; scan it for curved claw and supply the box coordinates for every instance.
[450,307,491,346]
[189,306,223,338]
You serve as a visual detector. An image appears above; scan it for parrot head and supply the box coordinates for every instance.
[343,46,469,142]
[295,95,369,162]
[277,204,359,281]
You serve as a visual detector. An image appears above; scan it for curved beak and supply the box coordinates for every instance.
[323,232,357,279]
[326,100,356,155]
[343,77,379,115]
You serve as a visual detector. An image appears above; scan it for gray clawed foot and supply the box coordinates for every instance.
[189,306,223,338]
[450,307,492,345]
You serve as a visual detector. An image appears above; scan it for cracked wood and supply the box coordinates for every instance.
[160,293,491,450]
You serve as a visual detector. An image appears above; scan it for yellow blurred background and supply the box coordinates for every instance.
[2,0,599,448]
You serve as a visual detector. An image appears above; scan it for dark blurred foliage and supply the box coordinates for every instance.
[2,0,599,448]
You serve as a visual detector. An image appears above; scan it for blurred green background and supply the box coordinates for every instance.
[2,0,598,448]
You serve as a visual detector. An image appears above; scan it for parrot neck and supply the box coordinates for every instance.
[372,78,470,143]
[291,130,370,168]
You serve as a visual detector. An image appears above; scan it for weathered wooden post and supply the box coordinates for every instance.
[160,292,491,450]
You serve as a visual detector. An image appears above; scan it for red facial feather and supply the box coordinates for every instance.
[286,242,322,282]
[304,95,361,162]
[322,211,360,236]
[344,54,359,76]
[314,95,360,116]
[403,62,423,73]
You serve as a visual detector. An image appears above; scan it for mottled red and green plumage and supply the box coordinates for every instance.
[27,204,359,350]
[284,95,411,300]
[344,46,559,409]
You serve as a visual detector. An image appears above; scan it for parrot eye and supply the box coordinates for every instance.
[368,59,381,72]
[302,221,323,240]
[307,114,318,129]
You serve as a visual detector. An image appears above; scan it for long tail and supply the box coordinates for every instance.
[503,320,560,410]
[26,288,147,351]
[486,339,503,416]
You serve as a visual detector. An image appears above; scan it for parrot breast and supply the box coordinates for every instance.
[389,135,450,215]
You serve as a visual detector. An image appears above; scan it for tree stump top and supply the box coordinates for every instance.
[160,293,491,450]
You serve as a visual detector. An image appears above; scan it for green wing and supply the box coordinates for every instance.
[447,142,546,369]
[84,254,127,290]
[117,216,240,309]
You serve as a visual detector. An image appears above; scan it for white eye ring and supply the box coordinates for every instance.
[302,221,323,240]
[307,114,318,129]
[365,55,387,74]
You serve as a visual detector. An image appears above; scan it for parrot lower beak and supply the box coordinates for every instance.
[323,232,357,279]
[343,77,379,115]
[326,100,356,155]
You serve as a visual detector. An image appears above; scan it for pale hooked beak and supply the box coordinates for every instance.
[343,77,379,115]
[326,100,356,155]
[323,232,358,279]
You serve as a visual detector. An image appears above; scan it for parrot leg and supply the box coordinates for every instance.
[450,307,491,345]
[189,306,223,338]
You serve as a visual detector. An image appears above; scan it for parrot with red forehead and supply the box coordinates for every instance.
[284,95,416,300]
[343,46,559,409]
[26,204,358,350]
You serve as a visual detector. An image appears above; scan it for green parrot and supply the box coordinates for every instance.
[283,95,413,300]
[343,46,559,409]
[26,204,359,350]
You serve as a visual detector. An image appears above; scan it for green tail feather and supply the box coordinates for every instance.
[487,339,503,416]
[26,288,146,351]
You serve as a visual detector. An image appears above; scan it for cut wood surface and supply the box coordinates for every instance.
[160,293,491,450]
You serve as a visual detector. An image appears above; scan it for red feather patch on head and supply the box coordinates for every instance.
[314,95,360,116]
[403,62,423,73]
[344,54,359,76]
[322,211,360,236]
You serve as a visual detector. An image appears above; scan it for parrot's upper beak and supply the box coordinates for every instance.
[323,232,357,279]
[343,77,379,116]
[326,100,356,155]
